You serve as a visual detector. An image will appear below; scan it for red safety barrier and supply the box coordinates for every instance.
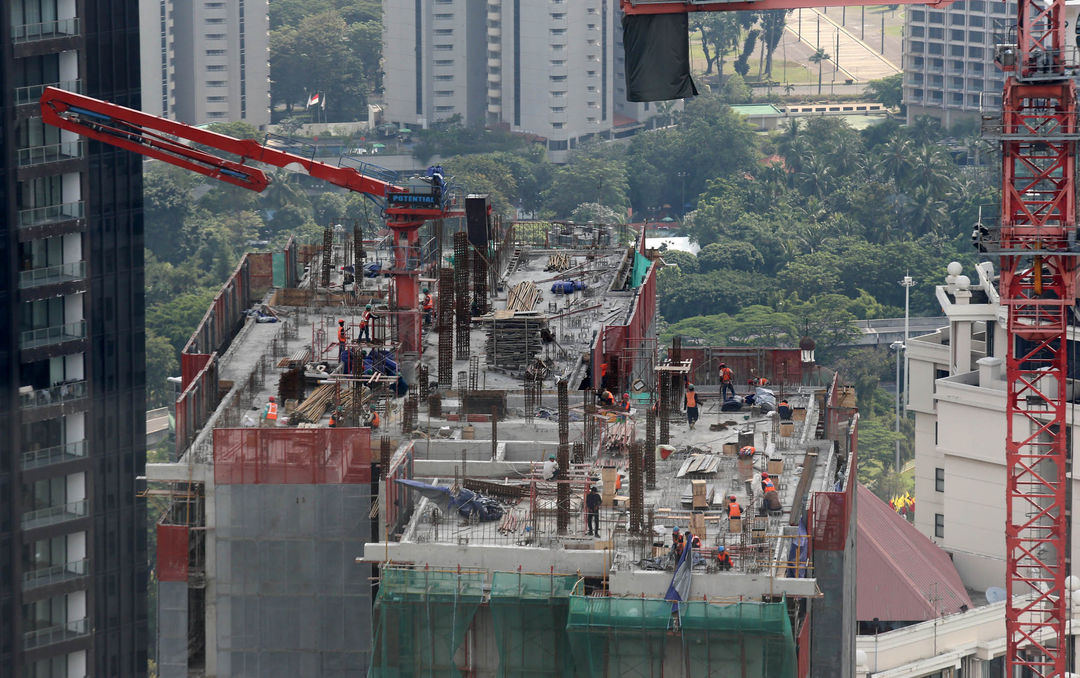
[157,524,189,582]
[213,428,372,484]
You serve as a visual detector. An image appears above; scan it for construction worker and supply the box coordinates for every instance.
[619,392,631,412]
[329,410,338,428]
[719,362,735,400]
[728,495,742,520]
[716,545,733,571]
[262,396,278,427]
[359,304,377,342]
[739,445,755,459]
[671,527,684,557]
[598,389,615,407]
[761,472,777,494]
[542,454,559,480]
[684,384,700,430]
[748,375,769,388]
[422,288,434,326]
[585,485,601,536]
[337,319,348,361]
[777,399,792,420]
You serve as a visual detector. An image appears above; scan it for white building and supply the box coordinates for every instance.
[382,0,664,161]
[138,0,270,127]
[906,260,1080,591]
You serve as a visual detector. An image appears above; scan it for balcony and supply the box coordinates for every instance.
[12,17,80,44]
[22,440,88,470]
[19,261,86,289]
[21,320,87,350]
[18,200,85,229]
[20,380,87,409]
[24,558,89,590]
[23,618,89,650]
[18,141,85,167]
[22,499,88,531]
[16,80,82,106]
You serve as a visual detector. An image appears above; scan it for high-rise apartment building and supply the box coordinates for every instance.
[1,1,148,676]
[384,0,657,161]
[138,0,269,127]
[901,0,1012,125]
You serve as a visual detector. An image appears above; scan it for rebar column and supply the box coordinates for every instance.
[629,441,643,533]
[584,390,596,454]
[491,408,498,461]
[417,364,429,401]
[659,372,672,445]
[320,226,333,289]
[380,435,392,479]
[437,267,454,387]
[645,408,657,489]
[403,392,418,434]
[572,442,584,465]
[557,380,570,534]
[472,247,488,316]
[453,232,471,361]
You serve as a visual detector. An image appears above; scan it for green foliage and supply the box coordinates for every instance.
[145,330,178,409]
[206,120,261,140]
[146,288,219,356]
[866,73,903,110]
[543,155,630,218]
[412,117,538,164]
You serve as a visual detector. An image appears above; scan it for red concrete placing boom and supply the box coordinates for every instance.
[40,86,449,359]
[623,0,1078,675]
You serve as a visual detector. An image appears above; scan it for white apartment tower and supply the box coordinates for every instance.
[138,0,270,127]
[901,0,1012,125]
[385,0,653,161]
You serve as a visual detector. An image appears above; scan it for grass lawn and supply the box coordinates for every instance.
[689,30,817,85]
[884,24,904,38]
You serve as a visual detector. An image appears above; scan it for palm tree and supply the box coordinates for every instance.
[876,136,914,187]
[809,48,830,96]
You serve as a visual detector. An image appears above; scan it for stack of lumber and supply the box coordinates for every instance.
[505,281,540,311]
[484,312,547,368]
[676,454,722,478]
[545,253,572,271]
[289,382,369,424]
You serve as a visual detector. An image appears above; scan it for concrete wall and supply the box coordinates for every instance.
[811,484,857,678]
[214,484,372,677]
[157,581,188,678]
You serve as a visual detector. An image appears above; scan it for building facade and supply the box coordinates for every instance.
[1,0,148,676]
[138,0,269,127]
[902,0,1012,125]
[384,0,657,161]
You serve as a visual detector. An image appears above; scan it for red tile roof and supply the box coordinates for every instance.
[856,483,972,622]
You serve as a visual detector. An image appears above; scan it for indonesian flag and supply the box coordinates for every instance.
[307,92,321,108]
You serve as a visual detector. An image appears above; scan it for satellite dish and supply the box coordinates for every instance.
[986,587,1007,603]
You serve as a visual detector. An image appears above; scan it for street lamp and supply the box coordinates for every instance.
[900,275,916,414]
[890,340,904,472]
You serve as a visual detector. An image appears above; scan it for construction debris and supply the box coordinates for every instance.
[505,281,541,312]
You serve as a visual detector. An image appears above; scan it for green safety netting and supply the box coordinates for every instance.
[678,599,797,678]
[369,568,486,678]
[490,572,579,678]
[566,594,674,678]
[631,251,651,289]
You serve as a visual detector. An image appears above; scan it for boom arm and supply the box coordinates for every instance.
[620,0,949,13]
[39,86,404,198]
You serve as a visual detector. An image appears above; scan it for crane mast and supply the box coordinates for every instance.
[993,0,1075,674]
[620,0,1076,675]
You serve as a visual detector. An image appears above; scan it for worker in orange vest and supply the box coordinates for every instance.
[761,472,777,494]
[422,288,434,326]
[728,496,742,519]
[748,375,768,388]
[619,393,631,412]
[719,362,735,400]
[716,545,733,571]
[262,396,278,427]
[684,384,700,430]
[337,319,348,360]
[598,389,615,407]
[359,305,377,342]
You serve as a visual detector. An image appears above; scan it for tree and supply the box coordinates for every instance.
[809,48,831,96]
[691,13,742,76]
[206,120,261,140]
[144,165,196,262]
[733,28,761,77]
[146,329,179,408]
[759,10,791,79]
[866,73,903,110]
[543,156,630,217]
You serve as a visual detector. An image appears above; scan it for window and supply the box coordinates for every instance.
[551,28,566,35]
[934,513,945,538]
[205,1,225,6]
[435,105,455,112]
[950,13,965,25]
[434,74,454,81]
[969,30,984,42]
[910,25,924,37]
[910,40,925,53]
[206,33,226,39]
[206,17,225,23]
[929,11,944,23]
[929,26,944,39]
[207,96,226,102]
[207,64,226,71]
[935,468,945,492]
[434,29,453,36]
[206,49,226,56]
[949,29,963,41]
[434,59,453,66]
[434,90,453,96]
[910,9,925,21]
[969,15,985,27]
[548,139,568,150]
[550,75,567,81]
[206,80,226,87]
[434,44,453,51]
[206,111,227,118]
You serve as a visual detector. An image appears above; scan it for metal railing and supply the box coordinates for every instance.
[18,200,85,229]
[21,320,86,349]
[22,440,88,470]
[12,17,80,44]
[16,79,82,106]
[20,380,88,409]
[19,261,86,289]
[23,618,89,650]
[18,140,85,167]
[22,499,88,531]
[23,558,89,589]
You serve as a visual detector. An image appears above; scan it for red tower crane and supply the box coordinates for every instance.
[619,1,1075,675]
[39,86,450,359]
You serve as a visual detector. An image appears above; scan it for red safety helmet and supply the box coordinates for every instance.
[269,396,276,402]
[761,472,770,479]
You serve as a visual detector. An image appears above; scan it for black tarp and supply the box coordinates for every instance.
[622,13,698,102]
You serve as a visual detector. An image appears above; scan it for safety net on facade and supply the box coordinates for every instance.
[566,594,674,678]
[490,572,579,678]
[679,599,796,678]
[368,568,485,678]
